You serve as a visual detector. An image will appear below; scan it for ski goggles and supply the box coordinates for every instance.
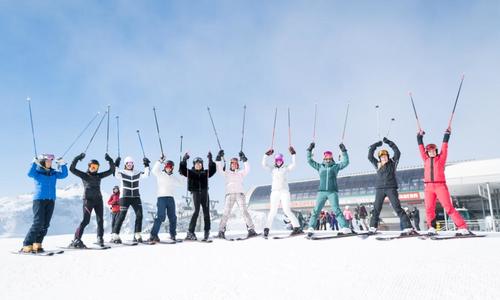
[41,154,55,161]
[89,163,100,170]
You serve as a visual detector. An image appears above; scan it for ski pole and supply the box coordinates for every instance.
[207,107,223,151]
[116,116,121,157]
[312,103,318,143]
[153,107,165,157]
[448,74,465,129]
[180,135,183,163]
[240,105,246,152]
[26,97,38,157]
[106,105,110,153]
[375,105,381,140]
[136,130,146,158]
[341,103,350,143]
[83,111,108,154]
[287,107,292,148]
[61,112,100,158]
[409,92,423,133]
[271,107,278,149]
[386,118,395,138]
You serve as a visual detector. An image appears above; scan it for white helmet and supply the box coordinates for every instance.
[124,156,135,164]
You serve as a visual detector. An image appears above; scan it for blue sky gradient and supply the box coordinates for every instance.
[1,1,499,205]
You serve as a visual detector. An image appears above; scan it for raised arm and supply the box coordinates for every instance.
[287,154,296,172]
[337,144,349,170]
[383,137,401,164]
[70,154,86,178]
[56,164,69,179]
[28,161,38,178]
[261,154,273,171]
[417,132,427,161]
[98,154,116,178]
[152,160,162,176]
[440,129,451,163]
[368,141,381,169]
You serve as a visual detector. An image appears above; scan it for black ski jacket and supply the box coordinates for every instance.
[70,156,115,200]
[179,160,216,192]
[368,139,401,189]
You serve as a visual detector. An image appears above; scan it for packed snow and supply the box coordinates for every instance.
[1,230,499,300]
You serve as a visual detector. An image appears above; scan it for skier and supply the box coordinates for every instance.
[368,137,414,234]
[107,186,120,233]
[179,152,216,241]
[417,129,470,235]
[343,206,354,229]
[111,156,151,243]
[22,154,68,253]
[306,142,351,237]
[215,150,257,239]
[148,157,183,243]
[68,153,115,248]
[262,147,303,238]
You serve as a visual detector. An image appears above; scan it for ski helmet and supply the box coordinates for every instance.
[230,157,239,170]
[425,144,438,152]
[124,156,135,164]
[38,154,54,168]
[193,157,204,165]
[165,160,174,169]
[88,159,100,166]
[323,151,333,158]
[112,185,120,193]
[378,149,389,158]
[274,154,284,166]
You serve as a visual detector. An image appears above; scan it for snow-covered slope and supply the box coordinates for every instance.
[0,184,155,238]
[1,231,499,300]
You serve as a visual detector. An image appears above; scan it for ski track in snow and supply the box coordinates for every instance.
[1,232,500,300]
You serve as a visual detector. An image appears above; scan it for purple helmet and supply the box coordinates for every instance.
[274,153,284,165]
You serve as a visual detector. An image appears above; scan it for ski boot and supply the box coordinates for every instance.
[146,235,160,244]
[401,228,419,236]
[339,227,353,235]
[21,245,33,253]
[133,233,143,243]
[369,227,378,234]
[263,228,270,238]
[217,231,226,239]
[96,236,105,247]
[32,243,45,253]
[170,234,177,242]
[307,228,314,238]
[69,239,87,249]
[456,228,473,236]
[185,232,197,241]
[203,230,210,241]
[247,228,258,238]
[427,227,437,236]
[110,233,122,244]
[291,227,304,235]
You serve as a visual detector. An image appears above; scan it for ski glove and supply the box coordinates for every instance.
[307,142,315,152]
[239,151,248,162]
[289,146,296,155]
[443,130,451,143]
[183,153,190,162]
[114,157,121,168]
[105,153,113,162]
[160,154,165,162]
[265,149,274,156]
[56,157,66,165]
[417,133,424,145]
[339,143,347,152]
[383,137,394,146]
[143,158,151,167]
[76,153,86,161]
[216,150,224,162]
[207,152,213,161]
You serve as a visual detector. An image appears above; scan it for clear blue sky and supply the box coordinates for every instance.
[1,1,499,205]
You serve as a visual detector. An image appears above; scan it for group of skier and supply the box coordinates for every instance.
[21,123,472,253]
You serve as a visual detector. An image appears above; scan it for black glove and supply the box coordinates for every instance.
[417,132,424,145]
[183,153,190,162]
[383,137,390,144]
[265,149,274,156]
[105,153,113,162]
[216,150,224,162]
[114,157,121,168]
[239,151,247,162]
[160,154,165,162]
[207,152,213,161]
[76,153,86,161]
[443,128,451,143]
[143,157,151,167]
[339,143,347,152]
[307,142,315,152]
[289,146,296,155]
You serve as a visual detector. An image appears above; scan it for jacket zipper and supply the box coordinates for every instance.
[430,158,434,182]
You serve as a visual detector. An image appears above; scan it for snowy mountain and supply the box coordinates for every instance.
[0,183,155,238]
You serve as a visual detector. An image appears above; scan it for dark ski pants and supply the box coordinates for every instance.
[189,191,210,233]
[23,200,55,246]
[370,188,412,229]
[110,212,119,232]
[113,197,143,234]
[150,196,177,238]
[74,197,104,240]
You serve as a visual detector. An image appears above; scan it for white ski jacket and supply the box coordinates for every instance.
[152,160,183,197]
[216,160,250,194]
[114,167,150,198]
[262,154,296,192]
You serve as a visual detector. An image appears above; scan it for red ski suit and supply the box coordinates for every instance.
[107,192,120,213]
[418,132,466,229]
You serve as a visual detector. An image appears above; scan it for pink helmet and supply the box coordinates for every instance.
[274,153,284,164]
[323,151,333,158]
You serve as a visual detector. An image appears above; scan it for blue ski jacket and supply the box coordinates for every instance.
[28,162,68,201]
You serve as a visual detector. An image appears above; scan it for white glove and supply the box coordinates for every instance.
[56,157,66,165]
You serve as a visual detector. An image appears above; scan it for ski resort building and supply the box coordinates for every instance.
[247,158,500,231]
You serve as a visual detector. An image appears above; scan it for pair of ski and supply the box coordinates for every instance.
[12,249,65,256]
[306,231,378,240]
[376,232,486,241]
